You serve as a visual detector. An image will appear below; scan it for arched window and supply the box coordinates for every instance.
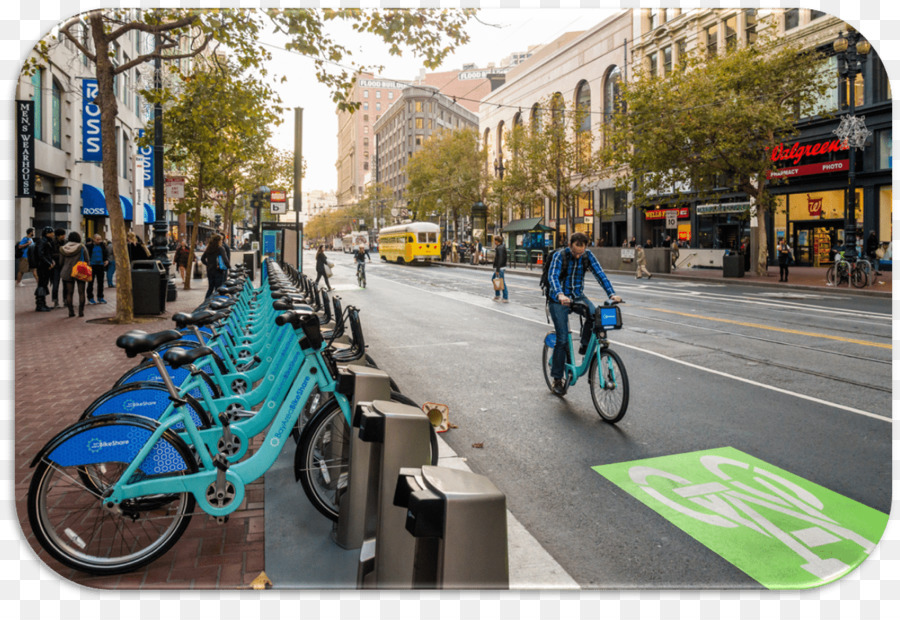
[604,66,622,122]
[51,79,62,148]
[31,68,43,141]
[575,80,591,132]
[550,92,565,128]
[530,103,542,131]
[512,111,522,127]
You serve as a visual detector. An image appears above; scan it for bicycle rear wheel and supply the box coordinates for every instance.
[851,265,867,288]
[588,349,629,423]
[296,392,438,521]
[28,435,196,575]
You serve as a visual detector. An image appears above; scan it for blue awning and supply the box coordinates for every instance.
[81,184,133,221]
[144,203,156,223]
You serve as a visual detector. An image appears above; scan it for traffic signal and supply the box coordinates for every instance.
[214,214,222,227]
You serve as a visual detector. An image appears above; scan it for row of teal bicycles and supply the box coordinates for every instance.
[26,258,436,575]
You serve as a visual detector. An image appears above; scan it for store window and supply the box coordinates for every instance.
[663,46,673,75]
[51,79,61,148]
[807,56,839,116]
[877,129,892,169]
[724,15,737,49]
[873,57,892,103]
[575,80,591,132]
[604,66,622,123]
[31,68,42,141]
[878,187,891,243]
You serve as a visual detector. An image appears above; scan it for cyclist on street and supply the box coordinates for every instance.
[354,243,371,281]
[547,232,621,395]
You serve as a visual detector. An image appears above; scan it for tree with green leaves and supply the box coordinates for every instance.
[405,128,486,240]
[158,60,281,289]
[600,35,831,275]
[28,8,474,321]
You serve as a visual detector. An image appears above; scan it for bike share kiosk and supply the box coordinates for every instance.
[394,466,509,589]
[333,365,393,549]
[355,400,432,588]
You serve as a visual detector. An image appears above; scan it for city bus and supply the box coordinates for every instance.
[378,222,441,263]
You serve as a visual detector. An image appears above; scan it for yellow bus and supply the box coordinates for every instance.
[378,222,441,264]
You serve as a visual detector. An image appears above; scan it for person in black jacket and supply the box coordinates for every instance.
[491,235,509,303]
[34,227,56,312]
[85,234,109,304]
[200,234,230,299]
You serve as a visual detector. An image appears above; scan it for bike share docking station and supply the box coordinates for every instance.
[333,368,509,589]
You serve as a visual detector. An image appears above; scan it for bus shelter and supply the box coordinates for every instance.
[502,218,555,268]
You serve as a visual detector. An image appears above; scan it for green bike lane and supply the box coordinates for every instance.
[339,261,892,589]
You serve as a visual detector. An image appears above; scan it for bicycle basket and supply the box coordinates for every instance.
[596,305,622,330]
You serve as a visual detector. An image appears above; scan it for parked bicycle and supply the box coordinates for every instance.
[541,300,629,423]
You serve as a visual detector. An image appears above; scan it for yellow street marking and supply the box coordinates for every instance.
[646,307,891,350]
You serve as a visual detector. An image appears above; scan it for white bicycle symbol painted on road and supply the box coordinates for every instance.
[629,454,877,581]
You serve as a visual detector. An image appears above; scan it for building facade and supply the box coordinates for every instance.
[372,85,479,221]
[629,8,891,263]
[478,11,634,246]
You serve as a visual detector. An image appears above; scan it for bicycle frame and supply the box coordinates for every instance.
[103,342,352,518]
[561,330,616,390]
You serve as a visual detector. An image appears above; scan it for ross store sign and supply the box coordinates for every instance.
[645,207,689,220]
[767,160,849,180]
[82,79,102,162]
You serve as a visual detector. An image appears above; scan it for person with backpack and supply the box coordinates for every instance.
[541,232,622,395]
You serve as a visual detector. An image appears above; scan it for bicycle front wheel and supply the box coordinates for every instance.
[588,349,629,423]
[296,392,438,521]
[851,265,868,288]
[28,454,195,575]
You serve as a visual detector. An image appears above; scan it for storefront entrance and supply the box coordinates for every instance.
[790,220,841,267]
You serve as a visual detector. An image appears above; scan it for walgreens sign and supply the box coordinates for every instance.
[769,139,848,165]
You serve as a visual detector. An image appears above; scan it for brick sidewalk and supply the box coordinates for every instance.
[14,277,266,589]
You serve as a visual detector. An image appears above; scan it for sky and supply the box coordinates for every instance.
[260,8,621,194]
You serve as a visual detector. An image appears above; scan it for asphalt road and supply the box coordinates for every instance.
[317,251,892,589]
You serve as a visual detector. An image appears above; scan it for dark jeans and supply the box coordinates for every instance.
[315,270,331,289]
[779,261,789,281]
[50,267,62,303]
[87,265,105,300]
[205,270,226,299]
[63,279,86,311]
[548,295,595,379]
[106,258,116,286]
[36,267,52,308]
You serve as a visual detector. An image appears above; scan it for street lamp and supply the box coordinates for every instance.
[493,156,505,234]
[833,29,871,260]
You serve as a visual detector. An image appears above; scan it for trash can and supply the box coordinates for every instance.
[723,252,745,278]
[394,466,508,589]
[131,259,167,314]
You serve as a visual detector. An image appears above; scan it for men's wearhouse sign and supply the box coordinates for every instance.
[82,79,102,162]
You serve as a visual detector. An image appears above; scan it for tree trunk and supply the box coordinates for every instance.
[90,15,133,323]
[756,206,769,277]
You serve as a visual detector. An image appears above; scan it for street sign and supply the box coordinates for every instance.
[271,202,287,214]
[665,210,678,229]
[165,177,185,199]
[270,189,286,202]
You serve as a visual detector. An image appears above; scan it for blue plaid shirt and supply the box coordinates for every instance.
[548,248,616,301]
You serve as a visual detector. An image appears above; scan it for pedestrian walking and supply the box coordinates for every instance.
[34,227,56,312]
[200,234,230,299]
[59,231,88,317]
[127,231,150,262]
[173,239,190,283]
[777,237,793,282]
[16,228,35,287]
[491,235,508,303]
[667,235,679,271]
[106,239,116,288]
[635,244,652,279]
[85,234,109,304]
[314,245,333,290]
[50,228,66,308]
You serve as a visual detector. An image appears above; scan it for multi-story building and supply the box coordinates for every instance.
[15,14,151,242]
[479,11,633,245]
[628,8,891,264]
[372,85,479,220]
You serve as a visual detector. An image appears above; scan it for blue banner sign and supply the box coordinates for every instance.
[138,129,153,187]
[82,79,102,161]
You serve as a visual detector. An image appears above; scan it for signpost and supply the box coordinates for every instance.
[165,177,185,200]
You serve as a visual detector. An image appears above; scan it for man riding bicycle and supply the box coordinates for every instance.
[354,244,371,278]
[547,232,622,395]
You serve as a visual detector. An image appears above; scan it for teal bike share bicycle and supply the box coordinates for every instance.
[542,300,629,423]
[27,260,434,575]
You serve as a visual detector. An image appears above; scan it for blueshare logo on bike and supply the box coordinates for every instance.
[123,399,157,411]
[270,376,311,447]
[49,424,189,475]
[120,365,201,399]
[544,333,557,348]
[593,447,889,588]
[89,389,204,430]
